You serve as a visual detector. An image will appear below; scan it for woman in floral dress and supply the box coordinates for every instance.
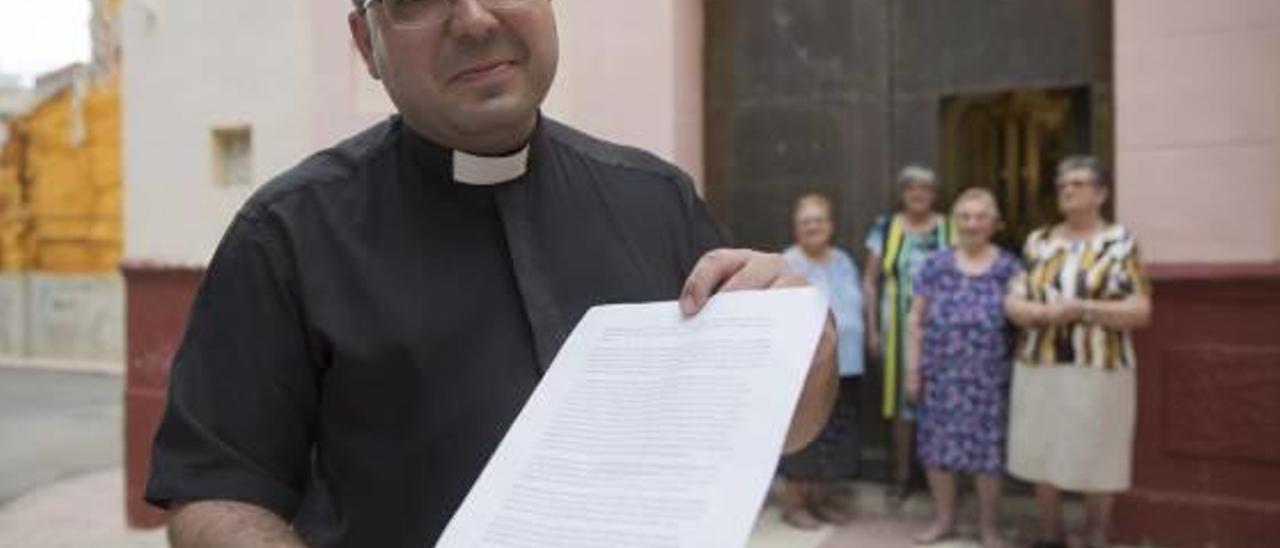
[906,188,1019,548]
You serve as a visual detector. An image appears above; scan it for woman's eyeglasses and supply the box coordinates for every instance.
[1055,177,1096,191]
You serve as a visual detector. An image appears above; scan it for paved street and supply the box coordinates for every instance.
[0,367,123,505]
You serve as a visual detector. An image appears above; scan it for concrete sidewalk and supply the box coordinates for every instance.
[749,480,1104,548]
[0,469,164,548]
[0,356,123,377]
[0,470,1143,548]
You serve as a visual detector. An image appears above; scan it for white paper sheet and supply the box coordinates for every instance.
[435,288,829,548]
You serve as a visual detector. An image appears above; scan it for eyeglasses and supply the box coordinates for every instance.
[796,215,829,225]
[361,0,537,30]
[1055,177,1096,191]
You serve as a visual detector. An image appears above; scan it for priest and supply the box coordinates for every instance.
[145,1,838,546]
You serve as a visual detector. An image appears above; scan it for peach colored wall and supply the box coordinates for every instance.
[543,1,705,189]
[1116,0,1280,264]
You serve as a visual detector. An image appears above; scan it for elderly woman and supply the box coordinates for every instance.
[778,193,865,529]
[863,165,952,506]
[906,188,1019,548]
[1004,157,1153,548]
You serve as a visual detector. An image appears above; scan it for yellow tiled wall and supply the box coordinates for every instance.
[0,75,122,273]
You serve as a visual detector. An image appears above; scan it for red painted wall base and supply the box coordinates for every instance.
[122,264,204,529]
[1114,264,1280,548]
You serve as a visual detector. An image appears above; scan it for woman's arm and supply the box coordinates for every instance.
[1004,292,1046,329]
[905,295,927,402]
[1082,294,1153,330]
[1007,295,1090,329]
[862,253,882,355]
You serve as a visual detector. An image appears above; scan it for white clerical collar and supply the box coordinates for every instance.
[453,146,530,186]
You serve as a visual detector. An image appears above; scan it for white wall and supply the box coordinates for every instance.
[123,0,387,265]
[1116,0,1280,263]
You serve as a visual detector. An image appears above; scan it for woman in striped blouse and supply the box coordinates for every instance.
[1004,156,1153,548]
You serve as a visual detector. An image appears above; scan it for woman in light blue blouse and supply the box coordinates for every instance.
[777,193,866,529]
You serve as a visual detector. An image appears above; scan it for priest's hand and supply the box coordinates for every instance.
[679,249,838,454]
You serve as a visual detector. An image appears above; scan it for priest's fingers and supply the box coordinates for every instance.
[680,248,752,316]
[718,252,792,294]
[770,270,809,289]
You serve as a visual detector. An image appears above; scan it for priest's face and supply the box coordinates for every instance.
[351,0,559,154]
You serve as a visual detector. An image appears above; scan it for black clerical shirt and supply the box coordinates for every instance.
[145,115,725,547]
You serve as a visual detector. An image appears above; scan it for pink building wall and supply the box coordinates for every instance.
[1113,4,1280,545]
[1116,0,1280,265]
[308,1,396,152]
[543,0,705,187]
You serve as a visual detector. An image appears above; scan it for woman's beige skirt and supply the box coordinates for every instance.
[1007,363,1136,493]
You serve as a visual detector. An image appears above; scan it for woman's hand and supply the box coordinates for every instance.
[1077,295,1154,330]
[866,326,882,357]
[1042,299,1085,326]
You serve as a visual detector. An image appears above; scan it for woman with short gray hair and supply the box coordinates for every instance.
[1004,156,1153,548]
[862,164,953,507]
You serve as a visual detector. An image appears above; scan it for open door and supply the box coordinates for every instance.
[939,87,1107,250]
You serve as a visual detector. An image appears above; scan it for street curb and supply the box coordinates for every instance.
[0,356,123,377]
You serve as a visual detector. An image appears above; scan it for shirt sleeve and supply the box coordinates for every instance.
[691,196,727,255]
[864,215,888,256]
[676,173,729,274]
[1112,236,1153,297]
[1007,268,1030,301]
[1007,231,1039,300]
[1000,252,1026,293]
[144,211,320,521]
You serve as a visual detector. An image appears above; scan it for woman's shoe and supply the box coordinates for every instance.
[809,498,855,526]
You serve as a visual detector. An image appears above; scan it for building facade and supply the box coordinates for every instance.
[1111,2,1279,544]
[705,1,1279,545]
[121,0,1279,543]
